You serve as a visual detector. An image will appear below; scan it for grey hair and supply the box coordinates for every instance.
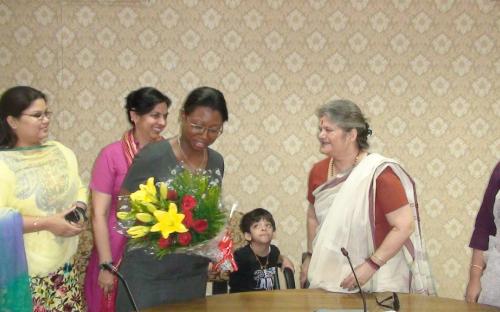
[316,99,372,150]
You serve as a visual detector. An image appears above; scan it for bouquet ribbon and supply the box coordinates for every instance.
[213,231,238,272]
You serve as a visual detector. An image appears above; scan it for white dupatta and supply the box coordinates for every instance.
[308,153,435,295]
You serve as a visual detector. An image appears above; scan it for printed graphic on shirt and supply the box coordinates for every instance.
[253,266,277,290]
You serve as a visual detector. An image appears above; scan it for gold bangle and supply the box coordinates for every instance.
[471,264,484,270]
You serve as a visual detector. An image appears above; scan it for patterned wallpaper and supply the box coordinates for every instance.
[1,0,499,300]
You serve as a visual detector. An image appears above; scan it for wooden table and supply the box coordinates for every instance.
[144,289,499,311]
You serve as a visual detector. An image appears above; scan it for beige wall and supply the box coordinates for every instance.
[1,0,499,300]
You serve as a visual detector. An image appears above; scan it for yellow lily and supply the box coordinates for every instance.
[159,182,168,199]
[127,225,150,238]
[150,203,188,239]
[130,177,158,204]
[117,211,132,220]
[143,202,157,213]
[136,212,154,223]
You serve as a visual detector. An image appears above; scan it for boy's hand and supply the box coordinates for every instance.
[280,255,295,272]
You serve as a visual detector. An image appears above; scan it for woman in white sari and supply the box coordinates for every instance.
[300,99,434,295]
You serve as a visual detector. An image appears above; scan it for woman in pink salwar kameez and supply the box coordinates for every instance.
[84,87,171,311]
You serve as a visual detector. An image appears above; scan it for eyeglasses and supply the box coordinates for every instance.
[375,292,400,311]
[187,118,223,137]
[21,111,53,120]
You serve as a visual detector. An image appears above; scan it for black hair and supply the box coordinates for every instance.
[125,87,172,125]
[240,208,276,234]
[182,86,228,122]
[0,86,46,148]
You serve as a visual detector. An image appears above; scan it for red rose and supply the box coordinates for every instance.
[183,210,194,228]
[192,219,208,233]
[167,189,178,200]
[158,237,172,249]
[181,195,197,211]
[178,232,192,246]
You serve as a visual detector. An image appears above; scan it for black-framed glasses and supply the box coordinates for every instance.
[375,292,400,311]
[22,111,53,120]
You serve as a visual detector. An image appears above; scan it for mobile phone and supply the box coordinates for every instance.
[64,206,87,223]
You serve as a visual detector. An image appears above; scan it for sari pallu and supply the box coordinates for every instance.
[0,209,32,311]
[308,153,435,295]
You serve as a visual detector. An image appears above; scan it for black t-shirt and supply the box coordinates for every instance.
[229,244,280,293]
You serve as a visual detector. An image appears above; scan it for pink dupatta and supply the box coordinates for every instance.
[100,130,163,311]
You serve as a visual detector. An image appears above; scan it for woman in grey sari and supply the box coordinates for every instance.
[116,86,228,310]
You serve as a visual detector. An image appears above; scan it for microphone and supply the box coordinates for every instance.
[314,248,368,312]
[101,263,140,312]
[341,247,367,312]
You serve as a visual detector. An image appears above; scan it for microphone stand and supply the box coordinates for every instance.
[314,248,367,312]
[102,263,140,312]
[341,248,367,312]
[272,266,281,290]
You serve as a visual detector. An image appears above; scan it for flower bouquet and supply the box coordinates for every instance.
[117,168,237,271]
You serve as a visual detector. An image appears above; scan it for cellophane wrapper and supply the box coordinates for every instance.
[116,166,237,272]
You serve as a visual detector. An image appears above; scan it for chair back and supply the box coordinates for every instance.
[282,267,295,289]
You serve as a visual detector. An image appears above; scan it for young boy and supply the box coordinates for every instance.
[229,208,293,293]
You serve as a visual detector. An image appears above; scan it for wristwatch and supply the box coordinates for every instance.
[99,261,114,271]
[301,251,312,263]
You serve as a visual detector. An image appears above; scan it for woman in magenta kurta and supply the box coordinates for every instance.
[84,87,171,312]
[466,161,500,307]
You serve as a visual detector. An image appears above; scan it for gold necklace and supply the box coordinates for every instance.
[176,136,207,170]
[328,157,335,178]
[250,246,270,270]
[328,152,361,178]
